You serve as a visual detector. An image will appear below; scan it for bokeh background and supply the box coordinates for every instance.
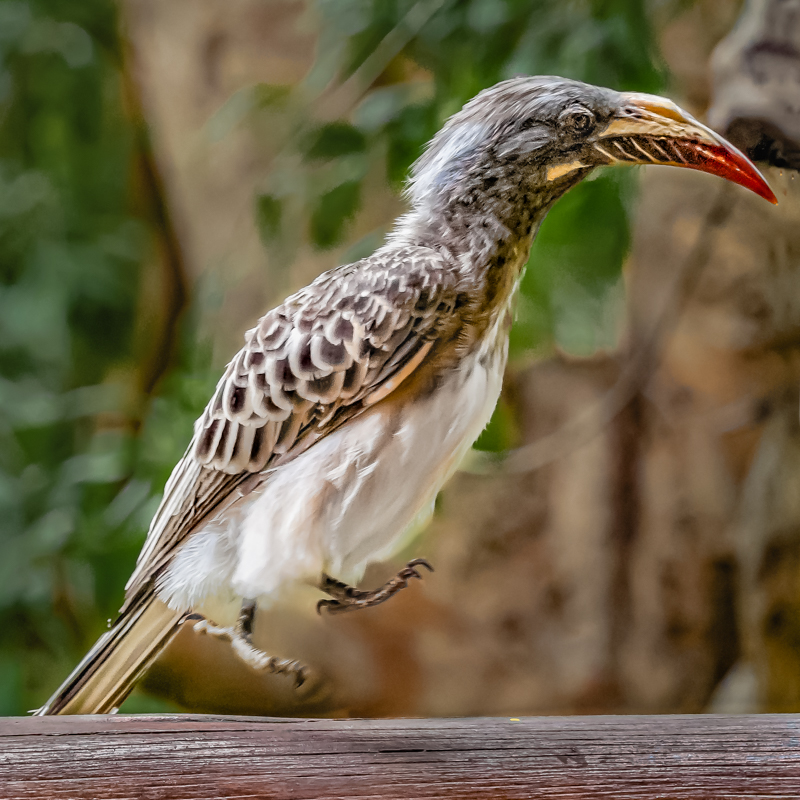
[0,0,798,717]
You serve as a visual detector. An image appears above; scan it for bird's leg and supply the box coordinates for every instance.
[190,601,308,687]
[236,598,257,640]
[317,558,434,615]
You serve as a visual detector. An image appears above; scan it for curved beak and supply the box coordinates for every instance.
[596,92,777,204]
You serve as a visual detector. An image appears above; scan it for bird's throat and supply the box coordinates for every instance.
[397,165,587,330]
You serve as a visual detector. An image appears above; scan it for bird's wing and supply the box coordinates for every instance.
[121,246,461,611]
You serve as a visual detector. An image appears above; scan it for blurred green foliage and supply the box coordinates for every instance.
[0,0,146,713]
[0,0,664,714]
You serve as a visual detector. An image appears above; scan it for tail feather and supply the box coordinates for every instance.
[36,595,183,716]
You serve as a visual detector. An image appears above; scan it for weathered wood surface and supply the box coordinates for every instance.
[2,714,800,799]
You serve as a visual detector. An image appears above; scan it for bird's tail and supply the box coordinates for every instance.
[35,593,184,716]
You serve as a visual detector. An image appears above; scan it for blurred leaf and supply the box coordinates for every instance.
[466,0,509,34]
[510,169,634,358]
[302,122,367,161]
[256,193,283,243]
[353,83,433,132]
[21,19,93,68]
[254,83,292,109]
[473,394,519,453]
[0,656,23,715]
[384,102,437,187]
[206,83,292,143]
[310,180,361,249]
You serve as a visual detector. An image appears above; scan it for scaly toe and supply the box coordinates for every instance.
[193,619,231,640]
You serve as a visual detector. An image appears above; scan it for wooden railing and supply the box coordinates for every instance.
[2,713,800,798]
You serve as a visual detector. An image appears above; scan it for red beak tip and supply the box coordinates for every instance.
[752,181,778,204]
[691,141,778,205]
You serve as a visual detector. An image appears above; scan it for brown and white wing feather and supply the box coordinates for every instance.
[122,246,460,611]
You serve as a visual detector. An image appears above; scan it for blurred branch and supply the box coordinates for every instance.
[315,0,449,120]
[121,48,189,400]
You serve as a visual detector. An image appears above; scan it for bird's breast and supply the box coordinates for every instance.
[323,331,508,576]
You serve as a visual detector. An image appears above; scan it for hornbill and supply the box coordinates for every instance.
[37,76,775,715]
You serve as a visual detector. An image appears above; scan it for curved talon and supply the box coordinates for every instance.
[317,599,342,615]
[402,567,423,580]
[294,665,309,688]
[407,557,434,573]
[318,599,354,616]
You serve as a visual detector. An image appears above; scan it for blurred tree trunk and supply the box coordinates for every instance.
[128,0,800,716]
[704,0,800,712]
[122,0,316,358]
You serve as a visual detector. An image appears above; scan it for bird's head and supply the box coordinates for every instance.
[408,76,776,214]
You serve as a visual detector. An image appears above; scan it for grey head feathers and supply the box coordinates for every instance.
[405,76,620,210]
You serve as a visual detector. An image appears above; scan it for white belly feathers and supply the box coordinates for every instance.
[159,336,507,611]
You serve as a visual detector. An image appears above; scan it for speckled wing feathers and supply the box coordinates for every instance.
[122,246,459,610]
[196,246,459,472]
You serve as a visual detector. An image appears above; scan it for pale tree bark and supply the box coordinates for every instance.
[709,0,800,169]
[706,0,800,712]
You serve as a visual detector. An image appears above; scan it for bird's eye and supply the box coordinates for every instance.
[559,107,595,135]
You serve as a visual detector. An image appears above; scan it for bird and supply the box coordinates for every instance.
[36,76,776,715]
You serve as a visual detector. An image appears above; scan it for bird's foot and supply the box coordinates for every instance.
[317,558,434,615]
[190,605,308,688]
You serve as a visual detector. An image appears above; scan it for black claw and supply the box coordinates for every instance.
[294,667,308,689]
[317,599,341,615]
[407,557,434,573]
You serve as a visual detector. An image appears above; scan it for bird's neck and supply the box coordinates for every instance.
[390,168,580,315]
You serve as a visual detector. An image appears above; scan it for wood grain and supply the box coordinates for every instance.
[2,714,800,799]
